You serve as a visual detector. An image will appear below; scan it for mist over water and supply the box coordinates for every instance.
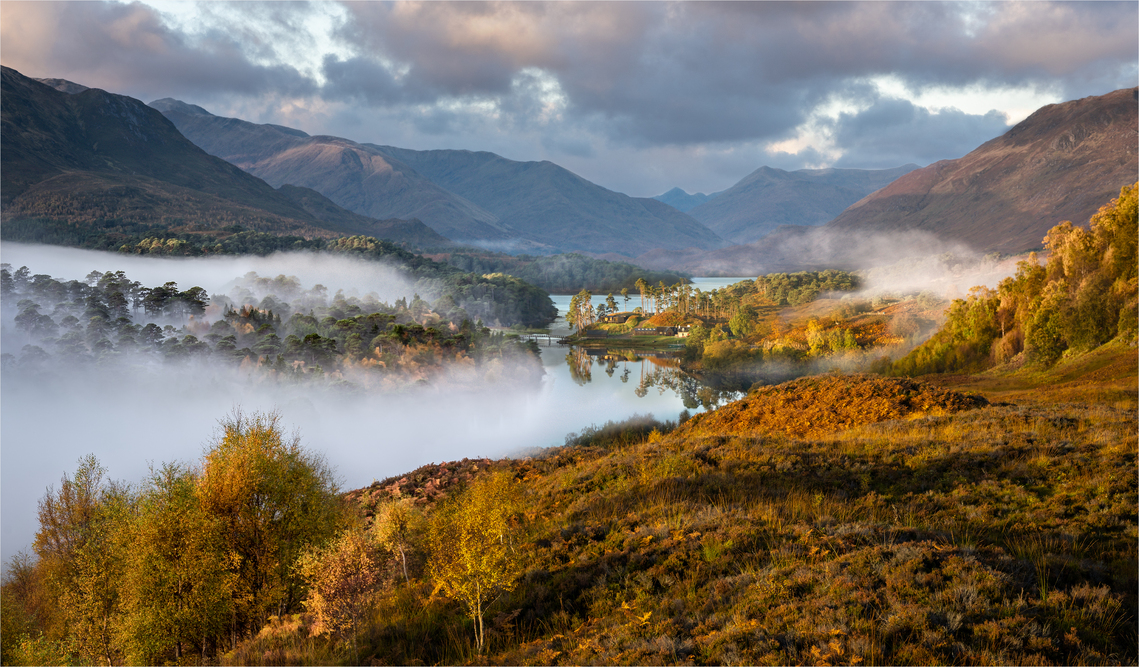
[0,243,711,567]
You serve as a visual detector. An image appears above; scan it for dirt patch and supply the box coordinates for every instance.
[680,373,988,439]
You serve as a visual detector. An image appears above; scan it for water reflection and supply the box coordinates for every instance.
[561,345,740,408]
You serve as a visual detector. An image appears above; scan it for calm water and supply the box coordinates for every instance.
[533,276,757,423]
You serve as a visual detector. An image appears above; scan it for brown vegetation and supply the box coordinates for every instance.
[680,374,988,439]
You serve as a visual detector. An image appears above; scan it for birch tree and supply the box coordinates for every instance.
[427,473,522,653]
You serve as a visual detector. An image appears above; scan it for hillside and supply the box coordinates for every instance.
[2,68,446,250]
[281,364,1134,665]
[687,164,918,244]
[827,87,1139,253]
[275,184,453,249]
[0,67,329,237]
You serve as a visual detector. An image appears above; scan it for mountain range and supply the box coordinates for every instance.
[0,67,443,248]
[152,101,726,256]
[682,164,918,245]
[827,87,1139,254]
[3,64,1133,273]
[154,101,928,256]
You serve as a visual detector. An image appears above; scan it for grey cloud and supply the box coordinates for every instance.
[760,146,837,172]
[2,0,1136,199]
[330,1,1136,150]
[829,97,1011,168]
[541,135,594,159]
[334,1,555,97]
[321,55,411,107]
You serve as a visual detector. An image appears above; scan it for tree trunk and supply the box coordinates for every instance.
[475,581,484,652]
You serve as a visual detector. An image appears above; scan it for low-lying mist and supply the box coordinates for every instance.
[855,249,1025,299]
[641,226,1028,294]
[3,242,420,303]
[0,243,572,567]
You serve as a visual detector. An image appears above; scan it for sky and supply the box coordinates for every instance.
[1,1,1136,197]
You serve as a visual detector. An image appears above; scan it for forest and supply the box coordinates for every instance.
[1,263,544,391]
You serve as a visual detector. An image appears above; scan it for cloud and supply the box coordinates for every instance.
[0,1,316,103]
[1,0,1136,200]
[829,98,1011,167]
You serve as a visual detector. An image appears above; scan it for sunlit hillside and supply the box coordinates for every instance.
[240,361,1135,666]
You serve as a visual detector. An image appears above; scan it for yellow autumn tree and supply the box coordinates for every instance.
[427,472,523,653]
[118,463,235,665]
[196,409,342,646]
[32,455,129,666]
[372,499,423,583]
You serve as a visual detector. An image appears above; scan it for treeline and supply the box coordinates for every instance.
[886,183,1137,376]
[576,272,862,327]
[442,252,689,294]
[2,266,543,389]
[1,411,526,665]
[0,226,557,327]
[325,237,558,327]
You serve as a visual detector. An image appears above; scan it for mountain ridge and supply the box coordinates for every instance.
[154,102,725,256]
[371,144,725,256]
[636,87,1138,273]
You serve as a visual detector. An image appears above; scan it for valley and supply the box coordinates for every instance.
[2,184,1134,665]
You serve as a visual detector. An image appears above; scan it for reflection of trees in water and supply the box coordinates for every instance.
[565,347,738,409]
[565,347,593,385]
[635,365,740,409]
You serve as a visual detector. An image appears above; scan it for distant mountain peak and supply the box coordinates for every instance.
[686,163,919,244]
[653,187,718,212]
